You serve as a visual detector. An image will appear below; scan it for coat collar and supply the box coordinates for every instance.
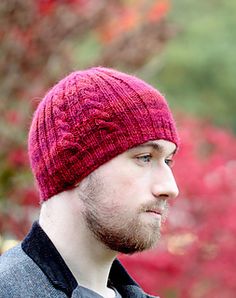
[21,222,152,297]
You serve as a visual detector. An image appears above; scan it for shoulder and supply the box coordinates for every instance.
[140,292,160,298]
[0,244,35,288]
[140,290,160,298]
[0,244,28,275]
[0,245,30,295]
[0,244,66,297]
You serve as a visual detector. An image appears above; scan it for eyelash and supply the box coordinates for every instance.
[136,154,152,163]
[136,155,174,167]
[165,158,174,168]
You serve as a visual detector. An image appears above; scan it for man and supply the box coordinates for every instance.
[0,67,179,297]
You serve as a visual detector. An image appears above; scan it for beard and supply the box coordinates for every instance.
[78,173,169,254]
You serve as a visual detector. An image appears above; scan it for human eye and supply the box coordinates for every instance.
[136,154,152,164]
[165,158,174,168]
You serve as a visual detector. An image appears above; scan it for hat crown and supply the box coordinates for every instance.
[28,67,179,201]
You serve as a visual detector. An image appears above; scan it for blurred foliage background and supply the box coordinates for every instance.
[155,0,236,131]
[0,0,236,297]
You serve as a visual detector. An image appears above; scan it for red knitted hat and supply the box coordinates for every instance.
[28,67,179,201]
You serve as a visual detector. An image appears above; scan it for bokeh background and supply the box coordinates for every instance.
[1,1,236,297]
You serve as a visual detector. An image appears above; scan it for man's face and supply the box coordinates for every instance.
[78,139,179,254]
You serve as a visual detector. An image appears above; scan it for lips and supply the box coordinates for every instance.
[146,209,162,215]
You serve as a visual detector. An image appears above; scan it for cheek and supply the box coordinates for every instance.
[96,159,152,204]
[109,171,151,204]
[97,173,134,206]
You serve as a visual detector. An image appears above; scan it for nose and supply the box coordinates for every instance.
[151,166,179,200]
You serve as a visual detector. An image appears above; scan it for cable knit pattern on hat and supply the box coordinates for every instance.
[28,67,179,201]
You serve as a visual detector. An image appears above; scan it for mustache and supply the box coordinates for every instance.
[140,200,169,221]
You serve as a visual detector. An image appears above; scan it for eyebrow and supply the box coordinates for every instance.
[134,141,177,156]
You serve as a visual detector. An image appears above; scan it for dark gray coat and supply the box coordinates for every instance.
[0,244,159,298]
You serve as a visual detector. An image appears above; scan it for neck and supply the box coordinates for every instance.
[39,192,117,297]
